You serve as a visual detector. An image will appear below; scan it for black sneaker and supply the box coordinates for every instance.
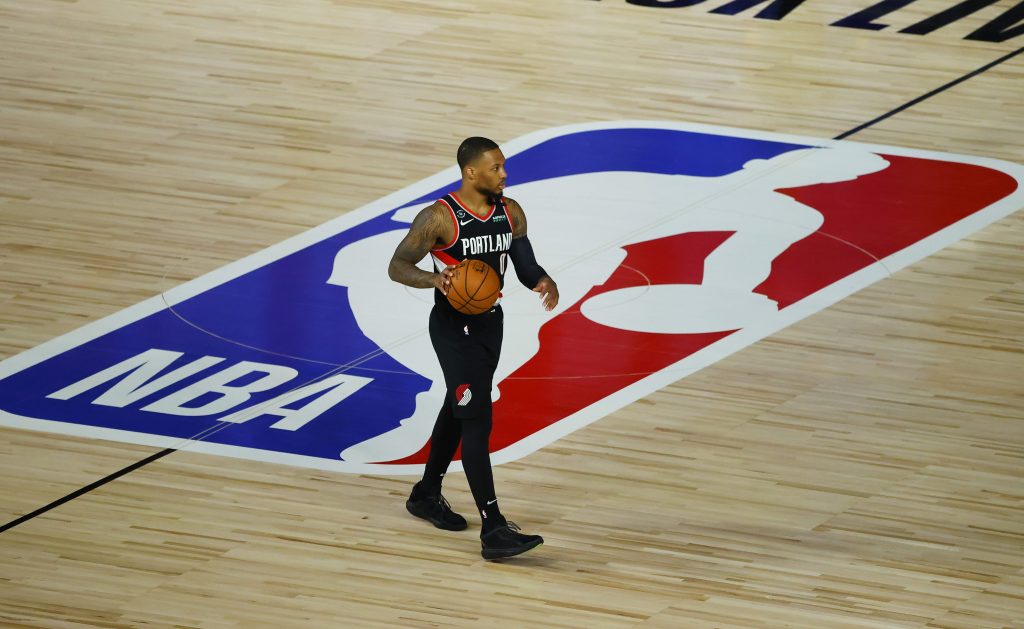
[406,486,468,531]
[480,521,543,560]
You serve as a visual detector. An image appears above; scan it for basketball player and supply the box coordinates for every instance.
[386,136,559,560]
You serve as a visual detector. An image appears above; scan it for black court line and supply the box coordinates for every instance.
[0,448,175,534]
[835,46,1023,140]
[2,46,1021,536]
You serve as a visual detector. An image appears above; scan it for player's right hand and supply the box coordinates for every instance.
[434,265,455,295]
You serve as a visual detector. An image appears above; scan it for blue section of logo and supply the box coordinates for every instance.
[0,128,808,461]
[407,127,808,204]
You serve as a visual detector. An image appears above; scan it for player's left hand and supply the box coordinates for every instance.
[533,277,559,311]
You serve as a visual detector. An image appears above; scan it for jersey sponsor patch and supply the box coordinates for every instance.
[0,122,1020,474]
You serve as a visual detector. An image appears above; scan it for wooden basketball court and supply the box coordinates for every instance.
[1,1,1022,627]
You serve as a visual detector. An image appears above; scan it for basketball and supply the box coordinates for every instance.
[446,259,500,315]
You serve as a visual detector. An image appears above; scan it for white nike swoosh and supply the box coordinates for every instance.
[459,218,473,226]
[486,499,497,505]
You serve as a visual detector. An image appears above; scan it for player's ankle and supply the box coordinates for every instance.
[480,504,506,533]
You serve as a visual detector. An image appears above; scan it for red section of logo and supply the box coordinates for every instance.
[391,232,735,465]
[390,155,1018,465]
[758,155,1017,308]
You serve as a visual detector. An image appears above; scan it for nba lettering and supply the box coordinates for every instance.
[0,122,1020,474]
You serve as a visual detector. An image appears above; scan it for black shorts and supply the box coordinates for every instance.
[429,303,503,420]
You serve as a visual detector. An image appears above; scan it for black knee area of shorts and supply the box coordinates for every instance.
[429,304,502,421]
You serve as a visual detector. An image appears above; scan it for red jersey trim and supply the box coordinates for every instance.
[450,192,495,221]
[433,199,460,251]
[431,249,460,268]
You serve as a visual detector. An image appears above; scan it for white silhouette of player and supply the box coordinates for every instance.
[330,147,887,462]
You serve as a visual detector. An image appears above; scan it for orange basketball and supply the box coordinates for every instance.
[446,259,500,315]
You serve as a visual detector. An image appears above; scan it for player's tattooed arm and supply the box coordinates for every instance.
[505,197,559,311]
[505,197,529,239]
[388,202,456,293]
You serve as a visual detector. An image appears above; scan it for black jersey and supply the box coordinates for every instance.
[431,193,514,309]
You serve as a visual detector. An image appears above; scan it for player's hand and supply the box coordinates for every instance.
[434,265,455,295]
[533,276,559,311]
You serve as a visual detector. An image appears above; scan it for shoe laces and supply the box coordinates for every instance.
[437,494,454,512]
[482,520,521,539]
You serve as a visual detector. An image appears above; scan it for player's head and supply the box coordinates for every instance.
[458,136,506,197]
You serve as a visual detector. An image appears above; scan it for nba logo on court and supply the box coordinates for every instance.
[0,122,1021,474]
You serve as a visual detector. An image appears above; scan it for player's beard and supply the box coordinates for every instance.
[480,181,504,202]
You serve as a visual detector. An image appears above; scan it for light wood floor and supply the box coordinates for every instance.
[2,1,1023,627]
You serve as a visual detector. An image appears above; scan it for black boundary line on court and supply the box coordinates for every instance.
[0,448,175,534]
[1,45,1022,536]
[835,46,1023,140]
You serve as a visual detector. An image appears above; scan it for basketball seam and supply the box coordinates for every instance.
[448,259,499,314]
[474,264,500,309]
[466,262,489,300]
[447,261,475,314]
[472,283,501,303]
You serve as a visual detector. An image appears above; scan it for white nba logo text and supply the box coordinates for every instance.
[46,348,371,431]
